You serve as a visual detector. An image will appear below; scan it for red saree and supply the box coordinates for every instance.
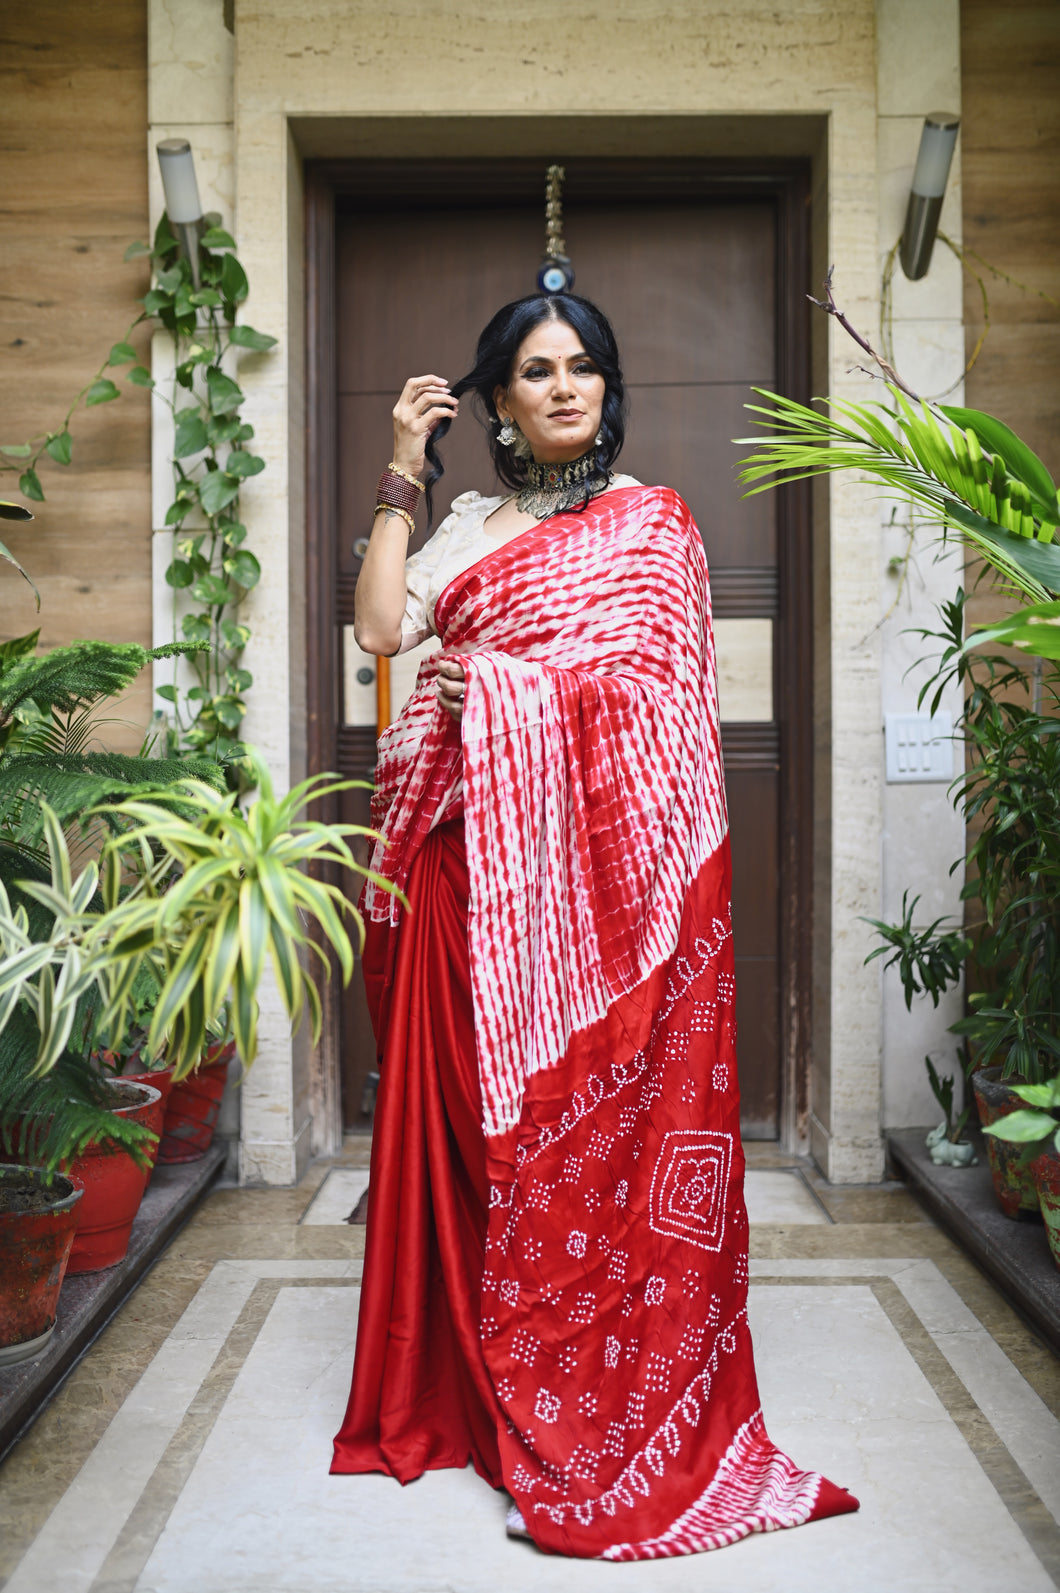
[332,486,858,1558]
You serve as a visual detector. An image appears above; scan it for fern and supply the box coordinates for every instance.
[0,1006,153,1176]
[0,752,224,846]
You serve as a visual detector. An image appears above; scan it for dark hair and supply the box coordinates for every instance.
[424,293,627,527]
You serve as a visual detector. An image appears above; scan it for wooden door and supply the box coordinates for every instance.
[308,160,811,1143]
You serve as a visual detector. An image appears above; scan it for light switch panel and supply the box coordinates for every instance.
[885,711,954,782]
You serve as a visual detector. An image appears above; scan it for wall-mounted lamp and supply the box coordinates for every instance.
[899,111,960,281]
[156,138,204,289]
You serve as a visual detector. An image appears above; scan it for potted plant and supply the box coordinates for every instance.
[737,278,1060,1219]
[0,752,391,1348]
[983,1076,1060,1268]
[0,1164,82,1365]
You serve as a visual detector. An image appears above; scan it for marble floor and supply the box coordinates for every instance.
[2,1141,1058,1593]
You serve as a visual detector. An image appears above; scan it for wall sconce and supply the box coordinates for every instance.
[156,138,204,289]
[899,111,960,280]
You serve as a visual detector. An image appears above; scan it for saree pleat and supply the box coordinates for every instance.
[331,821,503,1487]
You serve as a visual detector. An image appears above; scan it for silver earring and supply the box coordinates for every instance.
[595,429,604,446]
[497,417,516,446]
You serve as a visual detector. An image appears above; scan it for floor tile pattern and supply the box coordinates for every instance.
[2,1152,1057,1593]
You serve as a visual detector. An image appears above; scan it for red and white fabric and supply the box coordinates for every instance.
[341,485,858,1557]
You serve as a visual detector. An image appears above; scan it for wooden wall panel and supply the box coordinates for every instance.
[0,2,152,749]
[961,0,1060,631]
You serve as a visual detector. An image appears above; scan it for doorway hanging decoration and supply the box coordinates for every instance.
[536,164,575,295]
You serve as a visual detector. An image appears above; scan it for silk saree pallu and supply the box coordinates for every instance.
[336,486,858,1558]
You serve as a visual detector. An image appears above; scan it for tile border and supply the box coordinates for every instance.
[5,1255,1057,1592]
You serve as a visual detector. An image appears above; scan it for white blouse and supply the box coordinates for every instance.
[398,478,641,653]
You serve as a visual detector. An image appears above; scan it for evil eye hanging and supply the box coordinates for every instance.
[537,254,575,295]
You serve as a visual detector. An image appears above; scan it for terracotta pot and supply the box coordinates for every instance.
[0,1165,83,1365]
[65,1080,162,1274]
[157,1042,235,1165]
[971,1067,1041,1218]
[1031,1146,1060,1271]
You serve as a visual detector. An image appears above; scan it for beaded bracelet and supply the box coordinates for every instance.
[387,462,425,492]
[375,502,415,534]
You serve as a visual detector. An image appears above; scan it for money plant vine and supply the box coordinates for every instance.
[0,213,277,780]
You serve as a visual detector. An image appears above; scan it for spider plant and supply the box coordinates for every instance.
[0,753,396,1169]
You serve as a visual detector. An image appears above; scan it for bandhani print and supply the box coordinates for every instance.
[361,486,859,1558]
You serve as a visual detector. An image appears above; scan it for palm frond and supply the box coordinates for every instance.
[736,387,1060,603]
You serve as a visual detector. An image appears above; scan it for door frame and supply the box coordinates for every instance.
[304,155,813,1151]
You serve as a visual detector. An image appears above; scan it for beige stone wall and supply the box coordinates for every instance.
[0,1,153,748]
[224,0,890,1182]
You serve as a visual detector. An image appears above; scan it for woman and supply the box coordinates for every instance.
[331,293,858,1558]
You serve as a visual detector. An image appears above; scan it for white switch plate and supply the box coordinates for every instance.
[885,711,954,782]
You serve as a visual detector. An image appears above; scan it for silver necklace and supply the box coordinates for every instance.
[516,449,613,521]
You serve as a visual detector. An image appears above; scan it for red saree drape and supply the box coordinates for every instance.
[332,486,859,1558]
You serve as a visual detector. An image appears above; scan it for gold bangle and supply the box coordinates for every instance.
[387,462,425,493]
[375,502,415,533]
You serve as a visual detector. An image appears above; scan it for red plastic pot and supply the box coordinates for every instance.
[118,1066,175,1172]
[1031,1146,1060,1271]
[65,1080,162,1275]
[157,1043,235,1165]
[971,1067,1041,1219]
[0,1165,83,1365]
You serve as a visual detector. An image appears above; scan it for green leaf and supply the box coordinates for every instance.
[228,324,277,352]
[127,366,155,389]
[0,444,32,458]
[224,452,264,479]
[221,253,249,306]
[153,215,179,255]
[940,406,1058,519]
[181,612,212,644]
[156,683,177,702]
[124,240,153,260]
[0,501,33,520]
[223,549,261,589]
[107,341,137,366]
[44,431,72,466]
[86,378,120,407]
[190,288,223,308]
[221,619,251,649]
[0,630,39,666]
[205,368,244,416]
[226,667,253,692]
[19,469,44,502]
[197,471,240,516]
[967,600,1060,662]
[165,558,196,589]
[192,574,231,607]
[142,289,172,316]
[0,542,40,606]
[983,1109,1058,1143]
[201,227,237,250]
[156,265,184,294]
[214,696,246,729]
[164,497,191,526]
[221,522,247,547]
[173,410,208,458]
[945,501,1060,598]
[206,416,241,447]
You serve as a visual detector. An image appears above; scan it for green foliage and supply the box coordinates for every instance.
[96,754,391,1075]
[863,891,971,1011]
[0,633,222,846]
[983,1076,1060,1157]
[0,216,279,772]
[867,601,1060,1085]
[737,388,1060,609]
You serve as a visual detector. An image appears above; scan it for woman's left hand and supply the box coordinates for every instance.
[436,657,466,723]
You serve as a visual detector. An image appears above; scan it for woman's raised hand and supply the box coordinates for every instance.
[392,375,459,480]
